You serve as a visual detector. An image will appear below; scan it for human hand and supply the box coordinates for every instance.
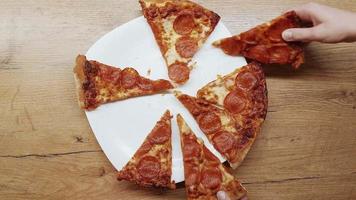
[217,191,248,200]
[282,2,356,43]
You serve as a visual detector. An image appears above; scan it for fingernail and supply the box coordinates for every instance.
[217,191,226,200]
[241,196,249,200]
[282,30,293,41]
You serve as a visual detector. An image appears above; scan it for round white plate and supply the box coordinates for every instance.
[85,16,246,183]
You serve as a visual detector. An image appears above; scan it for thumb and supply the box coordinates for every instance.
[217,191,231,200]
[282,27,320,42]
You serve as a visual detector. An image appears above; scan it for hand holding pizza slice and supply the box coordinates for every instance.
[213,11,307,68]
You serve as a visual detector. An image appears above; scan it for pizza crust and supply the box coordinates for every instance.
[73,55,87,109]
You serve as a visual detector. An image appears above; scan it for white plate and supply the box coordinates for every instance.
[85,16,246,183]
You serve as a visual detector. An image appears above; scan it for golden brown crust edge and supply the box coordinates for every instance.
[232,63,268,169]
[73,55,87,110]
[225,180,248,200]
[229,123,261,169]
[208,10,221,34]
[139,0,168,60]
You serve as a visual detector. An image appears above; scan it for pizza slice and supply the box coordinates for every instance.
[213,11,306,68]
[177,114,247,200]
[73,55,174,110]
[140,0,220,84]
[197,62,267,164]
[175,91,254,169]
[117,110,175,189]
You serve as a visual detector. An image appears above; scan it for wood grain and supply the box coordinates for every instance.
[0,0,355,199]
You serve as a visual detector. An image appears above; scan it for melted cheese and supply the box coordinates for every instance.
[199,69,240,106]
[219,113,236,132]
[162,17,185,65]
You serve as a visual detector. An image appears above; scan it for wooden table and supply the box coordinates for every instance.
[1,0,355,199]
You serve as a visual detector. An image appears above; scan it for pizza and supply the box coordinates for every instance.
[140,0,220,84]
[213,11,305,68]
[73,55,174,110]
[197,62,267,167]
[117,110,176,189]
[177,114,247,200]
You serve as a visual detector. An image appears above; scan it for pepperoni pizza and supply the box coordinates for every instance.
[73,55,174,110]
[117,110,176,189]
[140,0,220,84]
[213,11,306,68]
[177,114,247,200]
[197,62,268,168]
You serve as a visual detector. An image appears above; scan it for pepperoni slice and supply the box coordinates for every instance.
[138,78,153,91]
[168,62,190,83]
[149,124,170,144]
[121,68,139,89]
[212,131,236,154]
[99,66,121,84]
[219,37,243,56]
[201,167,222,190]
[137,156,160,180]
[267,18,294,42]
[198,112,221,134]
[183,136,201,160]
[109,69,122,84]
[184,163,200,186]
[235,70,258,91]
[245,45,269,63]
[268,46,291,64]
[173,12,196,35]
[175,36,198,58]
[136,141,152,157]
[224,90,247,114]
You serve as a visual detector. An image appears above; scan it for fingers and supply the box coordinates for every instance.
[217,191,248,200]
[284,2,324,25]
[292,2,319,22]
[217,191,231,200]
[240,196,249,200]
[282,26,322,42]
[293,5,313,22]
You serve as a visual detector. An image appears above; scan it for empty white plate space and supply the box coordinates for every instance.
[85,16,246,183]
